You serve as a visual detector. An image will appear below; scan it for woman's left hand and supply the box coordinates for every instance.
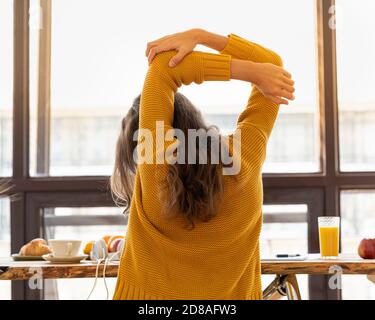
[145,29,201,67]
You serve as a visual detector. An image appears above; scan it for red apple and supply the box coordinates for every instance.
[358,238,375,259]
[109,238,123,253]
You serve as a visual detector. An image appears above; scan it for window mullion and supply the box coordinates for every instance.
[36,0,52,176]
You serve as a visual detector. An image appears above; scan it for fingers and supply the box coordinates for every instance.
[147,47,159,65]
[148,45,170,65]
[283,70,292,78]
[284,83,295,97]
[273,88,293,101]
[268,84,294,104]
[281,89,295,100]
[268,95,289,105]
[261,65,295,105]
[145,35,172,56]
[284,77,294,86]
[169,49,188,67]
[279,98,289,105]
[145,42,156,57]
[147,44,189,67]
[281,69,294,94]
[146,40,162,57]
[280,74,295,99]
[283,85,295,94]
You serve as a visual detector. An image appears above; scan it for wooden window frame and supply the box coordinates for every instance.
[1,0,375,299]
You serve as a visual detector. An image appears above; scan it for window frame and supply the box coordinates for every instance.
[2,0,375,299]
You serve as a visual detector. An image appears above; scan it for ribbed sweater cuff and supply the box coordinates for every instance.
[220,33,255,60]
[201,53,231,81]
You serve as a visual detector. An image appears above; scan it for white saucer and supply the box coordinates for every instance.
[42,253,88,264]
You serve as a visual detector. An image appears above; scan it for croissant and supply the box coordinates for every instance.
[19,238,52,256]
[30,238,47,245]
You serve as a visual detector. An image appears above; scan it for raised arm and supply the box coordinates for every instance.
[144,31,294,174]
[147,32,293,151]
[217,33,293,138]
[140,49,290,132]
[139,50,231,131]
[137,51,271,207]
[199,34,297,165]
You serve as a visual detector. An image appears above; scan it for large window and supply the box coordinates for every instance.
[0,0,13,177]
[336,0,375,172]
[340,191,375,300]
[335,1,375,296]
[29,0,319,176]
[2,0,375,300]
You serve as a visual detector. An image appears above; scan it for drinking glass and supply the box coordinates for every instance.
[318,216,340,259]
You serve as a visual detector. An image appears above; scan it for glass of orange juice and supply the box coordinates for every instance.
[318,216,340,259]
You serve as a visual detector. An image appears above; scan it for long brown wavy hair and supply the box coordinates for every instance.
[110,92,226,228]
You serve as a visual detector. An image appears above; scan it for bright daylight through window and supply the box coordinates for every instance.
[29,0,319,176]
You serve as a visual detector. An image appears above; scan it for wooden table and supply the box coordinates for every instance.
[1,254,374,299]
[1,254,374,280]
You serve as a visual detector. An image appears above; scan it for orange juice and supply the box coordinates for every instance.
[319,226,339,257]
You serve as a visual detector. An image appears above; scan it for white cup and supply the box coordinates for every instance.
[48,240,82,257]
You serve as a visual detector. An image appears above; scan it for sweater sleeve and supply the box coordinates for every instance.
[220,34,282,139]
[220,33,283,66]
[140,50,231,131]
[220,34,283,171]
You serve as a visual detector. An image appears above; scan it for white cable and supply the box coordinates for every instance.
[86,257,104,300]
[87,246,122,300]
[102,251,121,300]
[102,257,109,300]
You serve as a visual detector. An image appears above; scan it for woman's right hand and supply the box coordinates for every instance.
[252,62,295,105]
[145,29,201,67]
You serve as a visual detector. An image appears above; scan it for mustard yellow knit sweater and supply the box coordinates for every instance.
[113,34,282,300]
